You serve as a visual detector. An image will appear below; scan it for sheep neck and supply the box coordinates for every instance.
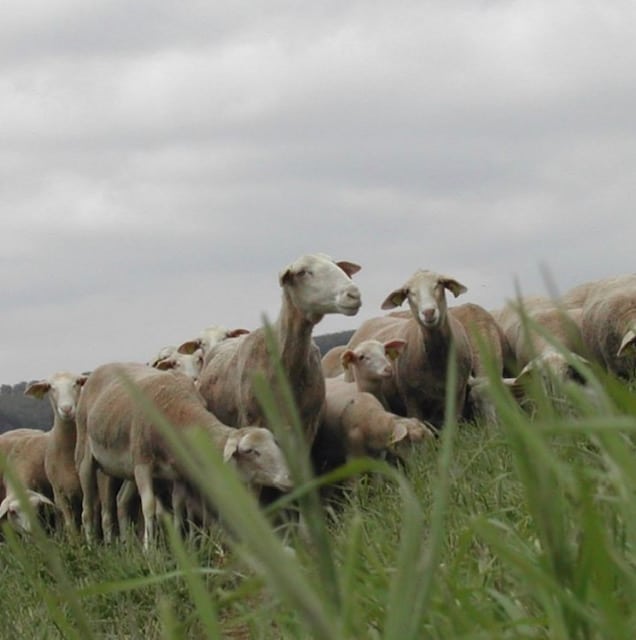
[417,317,453,365]
[276,292,317,373]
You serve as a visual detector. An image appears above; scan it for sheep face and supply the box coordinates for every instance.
[279,253,362,319]
[342,339,406,381]
[381,270,467,328]
[224,428,293,492]
[0,491,57,535]
[177,326,250,356]
[25,371,88,422]
[154,349,205,381]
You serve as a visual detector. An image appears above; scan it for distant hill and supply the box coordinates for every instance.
[0,382,52,434]
[314,330,354,355]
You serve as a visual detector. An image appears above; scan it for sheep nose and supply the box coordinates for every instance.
[422,308,437,323]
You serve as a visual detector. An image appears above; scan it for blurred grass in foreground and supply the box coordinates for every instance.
[0,324,635,639]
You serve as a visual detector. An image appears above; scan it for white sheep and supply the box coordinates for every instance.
[579,275,636,378]
[177,325,250,365]
[339,339,406,408]
[347,270,472,427]
[75,362,293,549]
[492,298,588,384]
[320,345,348,378]
[150,346,205,382]
[197,253,362,443]
[25,371,88,532]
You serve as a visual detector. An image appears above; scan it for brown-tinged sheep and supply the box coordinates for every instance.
[347,270,472,427]
[24,371,88,532]
[76,362,292,549]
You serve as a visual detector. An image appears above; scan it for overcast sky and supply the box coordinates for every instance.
[2,1,636,384]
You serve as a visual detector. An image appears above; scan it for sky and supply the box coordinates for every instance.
[2,0,636,384]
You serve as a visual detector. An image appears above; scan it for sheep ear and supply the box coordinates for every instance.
[279,267,294,286]
[389,421,409,445]
[177,339,201,355]
[340,349,355,370]
[227,328,250,338]
[384,339,406,360]
[440,277,468,298]
[336,261,361,278]
[154,358,175,371]
[381,288,408,310]
[617,329,636,357]
[78,375,89,387]
[0,498,10,521]
[24,381,51,399]
[223,433,240,462]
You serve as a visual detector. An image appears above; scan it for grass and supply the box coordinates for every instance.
[1,331,636,639]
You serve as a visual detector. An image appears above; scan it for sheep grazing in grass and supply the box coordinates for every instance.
[346,270,472,427]
[578,275,636,379]
[492,298,588,385]
[197,253,362,444]
[312,376,435,474]
[24,372,88,532]
[76,362,293,549]
[0,430,57,535]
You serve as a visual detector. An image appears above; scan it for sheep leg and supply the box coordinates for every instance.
[53,486,77,535]
[78,451,98,544]
[97,471,117,543]
[134,464,156,550]
[116,479,138,541]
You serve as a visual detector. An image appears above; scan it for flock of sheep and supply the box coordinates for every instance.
[1,252,635,547]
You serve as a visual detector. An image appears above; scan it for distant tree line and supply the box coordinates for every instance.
[0,331,353,435]
[0,382,52,434]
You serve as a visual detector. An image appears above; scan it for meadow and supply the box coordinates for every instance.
[1,341,636,640]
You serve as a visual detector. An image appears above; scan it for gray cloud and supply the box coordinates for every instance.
[2,1,636,382]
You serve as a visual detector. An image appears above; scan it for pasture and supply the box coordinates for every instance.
[1,352,636,640]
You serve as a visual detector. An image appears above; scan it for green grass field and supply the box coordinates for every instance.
[1,353,636,639]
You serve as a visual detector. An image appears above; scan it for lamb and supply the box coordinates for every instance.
[75,362,293,548]
[24,372,88,532]
[579,275,636,378]
[346,270,472,427]
[197,253,362,443]
[150,346,205,381]
[178,325,250,365]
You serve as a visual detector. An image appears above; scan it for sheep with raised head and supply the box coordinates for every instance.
[197,253,362,443]
[578,275,636,379]
[76,362,293,549]
[24,371,88,532]
[346,270,472,427]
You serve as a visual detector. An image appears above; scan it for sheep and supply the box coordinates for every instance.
[0,430,56,535]
[491,298,588,383]
[579,275,636,379]
[312,376,435,474]
[197,253,362,444]
[150,346,205,382]
[0,490,57,536]
[24,372,88,533]
[177,325,250,365]
[339,339,406,408]
[76,362,293,549]
[346,270,472,427]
